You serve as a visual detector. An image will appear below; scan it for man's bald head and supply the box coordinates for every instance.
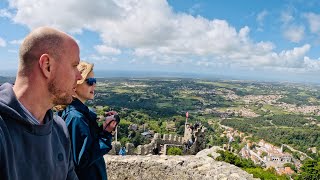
[18,27,74,76]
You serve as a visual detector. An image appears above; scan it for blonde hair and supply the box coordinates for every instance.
[53,61,94,111]
[77,61,94,84]
[52,105,66,112]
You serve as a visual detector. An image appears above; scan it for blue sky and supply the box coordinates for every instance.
[1,0,320,82]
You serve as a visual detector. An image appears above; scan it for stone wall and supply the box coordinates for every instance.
[109,141,121,155]
[109,124,207,155]
[186,126,206,155]
[108,133,184,155]
[134,133,184,155]
[109,124,206,155]
[183,123,193,142]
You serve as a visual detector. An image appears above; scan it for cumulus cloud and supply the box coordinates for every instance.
[256,10,268,26]
[214,44,311,70]
[303,57,320,71]
[9,39,23,45]
[277,44,310,67]
[6,0,320,71]
[84,54,119,63]
[304,12,320,34]
[8,0,124,33]
[0,37,6,47]
[0,8,12,18]
[188,3,202,15]
[279,10,305,43]
[283,25,305,43]
[8,49,17,53]
[280,11,294,24]
[94,45,121,55]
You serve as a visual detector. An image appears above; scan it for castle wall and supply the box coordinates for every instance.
[113,124,205,156]
[130,133,184,155]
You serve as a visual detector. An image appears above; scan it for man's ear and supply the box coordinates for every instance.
[39,54,51,78]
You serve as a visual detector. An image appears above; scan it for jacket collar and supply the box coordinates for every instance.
[0,83,54,134]
[67,98,97,120]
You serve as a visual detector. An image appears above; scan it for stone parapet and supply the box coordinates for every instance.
[109,141,121,155]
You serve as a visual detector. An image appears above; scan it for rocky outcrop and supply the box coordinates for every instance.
[195,146,223,159]
[105,153,258,180]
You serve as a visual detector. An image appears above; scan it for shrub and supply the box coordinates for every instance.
[167,147,182,155]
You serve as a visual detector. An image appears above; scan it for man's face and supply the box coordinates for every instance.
[49,40,81,105]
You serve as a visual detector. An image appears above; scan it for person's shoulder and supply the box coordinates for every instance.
[53,114,66,125]
[64,107,85,119]
[53,114,70,138]
[0,115,4,152]
[62,109,91,128]
[0,114,6,131]
[0,114,3,131]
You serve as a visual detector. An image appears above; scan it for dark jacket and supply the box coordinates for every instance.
[59,98,112,180]
[0,83,78,180]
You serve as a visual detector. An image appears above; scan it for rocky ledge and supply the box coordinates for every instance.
[105,148,258,180]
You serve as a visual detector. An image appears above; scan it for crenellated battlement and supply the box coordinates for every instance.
[108,133,184,155]
[109,120,206,155]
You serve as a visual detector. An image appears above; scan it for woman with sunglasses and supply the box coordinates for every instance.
[58,61,119,180]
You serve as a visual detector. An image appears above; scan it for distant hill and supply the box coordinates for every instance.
[0,76,15,85]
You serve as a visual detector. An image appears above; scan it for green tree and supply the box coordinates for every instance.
[131,134,143,147]
[295,159,320,179]
[216,150,255,168]
[245,168,289,180]
[120,137,130,146]
[167,147,182,155]
[177,125,185,135]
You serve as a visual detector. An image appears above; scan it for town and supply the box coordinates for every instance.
[87,78,320,179]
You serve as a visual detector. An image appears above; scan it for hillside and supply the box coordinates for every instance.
[91,78,320,155]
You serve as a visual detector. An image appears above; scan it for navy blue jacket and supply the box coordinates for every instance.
[59,98,113,180]
[0,83,78,180]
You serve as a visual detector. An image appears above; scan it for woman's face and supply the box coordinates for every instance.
[76,71,96,101]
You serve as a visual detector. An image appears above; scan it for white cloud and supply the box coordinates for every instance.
[9,39,23,45]
[0,9,13,18]
[280,10,305,43]
[9,0,124,33]
[277,44,310,67]
[303,57,320,71]
[0,37,6,47]
[188,3,202,15]
[304,12,320,34]
[256,10,268,25]
[6,0,320,72]
[85,54,119,63]
[94,45,121,55]
[280,11,294,24]
[8,49,17,53]
[283,25,305,43]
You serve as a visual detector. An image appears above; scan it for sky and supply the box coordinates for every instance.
[1,0,320,83]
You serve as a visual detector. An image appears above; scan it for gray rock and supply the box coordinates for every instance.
[105,154,258,180]
[196,146,223,159]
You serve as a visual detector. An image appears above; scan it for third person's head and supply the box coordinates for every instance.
[74,61,96,103]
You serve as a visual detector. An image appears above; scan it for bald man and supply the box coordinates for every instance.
[0,27,82,180]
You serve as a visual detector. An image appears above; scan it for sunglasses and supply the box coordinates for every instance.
[85,78,96,86]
